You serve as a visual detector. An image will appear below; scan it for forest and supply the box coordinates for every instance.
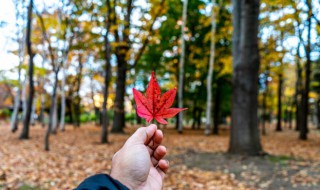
[0,0,320,189]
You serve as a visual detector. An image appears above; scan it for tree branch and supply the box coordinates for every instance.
[130,0,165,69]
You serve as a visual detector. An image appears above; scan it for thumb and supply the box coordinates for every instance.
[126,124,157,145]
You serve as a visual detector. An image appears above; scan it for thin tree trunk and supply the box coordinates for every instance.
[317,99,320,129]
[73,54,83,127]
[22,77,28,123]
[213,80,221,135]
[294,42,302,131]
[177,0,188,133]
[60,64,66,131]
[51,92,58,134]
[39,92,45,127]
[205,0,218,135]
[11,18,25,132]
[30,97,36,126]
[197,108,202,129]
[45,71,59,151]
[300,1,312,140]
[19,0,34,140]
[101,0,112,143]
[228,0,263,155]
[276,73,283,131]
[11,71,21,133]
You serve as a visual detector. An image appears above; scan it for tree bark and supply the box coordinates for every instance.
[45,71,59,151]
[213,80,221,135]
[101,0,112,143]
[11,3,26,132]
[11,68,21,133]
[112,53,127,133]
[276,73,283,131]
[60,66,66,131]
[317,99,320,129]
[112,0,133,133]
[74,54,83,127]
[299,0,312,140]
[228,0,263,155]
[19,0,34,140]
[294,45,302,131]
[177,0,188,133]
[205,0,217,135]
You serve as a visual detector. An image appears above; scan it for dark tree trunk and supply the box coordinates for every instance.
[66,98,74,124]
[197,108,202,129]
[229,0,263,155]
[213,81,221,135]
[112,52,127,133]
[276,73,283,131]
[112,0,133,133]
[317,99,320,129]
[19,0,34,140]
[294,44,302,131]
[299,2,312,140]
[101,3,112,143]
[288,109,293,129]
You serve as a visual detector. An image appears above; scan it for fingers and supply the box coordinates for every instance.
[147,129,163,152]
[151,145,166,166]
[156,159,169,179]
[126,124,157,145]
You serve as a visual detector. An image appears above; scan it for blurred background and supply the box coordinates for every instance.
[0,0,320,189]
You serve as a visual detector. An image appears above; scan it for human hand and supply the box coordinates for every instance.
[110,124,169,190]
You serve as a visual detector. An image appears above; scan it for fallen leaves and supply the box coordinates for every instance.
[0,124,320,189]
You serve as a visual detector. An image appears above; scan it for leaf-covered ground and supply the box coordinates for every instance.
[0,123,320,190]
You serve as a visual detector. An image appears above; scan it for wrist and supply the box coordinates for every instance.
[110,170,135,190]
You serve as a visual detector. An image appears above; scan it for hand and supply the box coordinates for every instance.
[110,124,169,190]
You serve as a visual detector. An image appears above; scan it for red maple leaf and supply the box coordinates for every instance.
[133,72,187,124]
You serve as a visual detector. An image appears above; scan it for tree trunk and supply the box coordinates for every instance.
[39,92,45,127]
[213,80,221,135]
[299,1,312,140]
[30,97,36,126]
[177,0,188,133]
[197,108,202,129]
[101,3,112,143]
[205,0,217,135]
[11,79,21,133]
[228,0,263,155]
[19,0,34,140]
[45,71,59,151]
[51,92,58,134]
[74,54,83,127]
[112,53,127,133]
[191,100,197,130]
[317,99,320,129]
[294,43,302,131]
[276,73,283,131]
[60,64,66,131]
[11,38,25,132]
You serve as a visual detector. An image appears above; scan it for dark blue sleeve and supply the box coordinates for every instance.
[75,174,129,190]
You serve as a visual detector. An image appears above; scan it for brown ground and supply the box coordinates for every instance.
[0,122,320,190]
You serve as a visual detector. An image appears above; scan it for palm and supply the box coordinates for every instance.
[111,125,169,190]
